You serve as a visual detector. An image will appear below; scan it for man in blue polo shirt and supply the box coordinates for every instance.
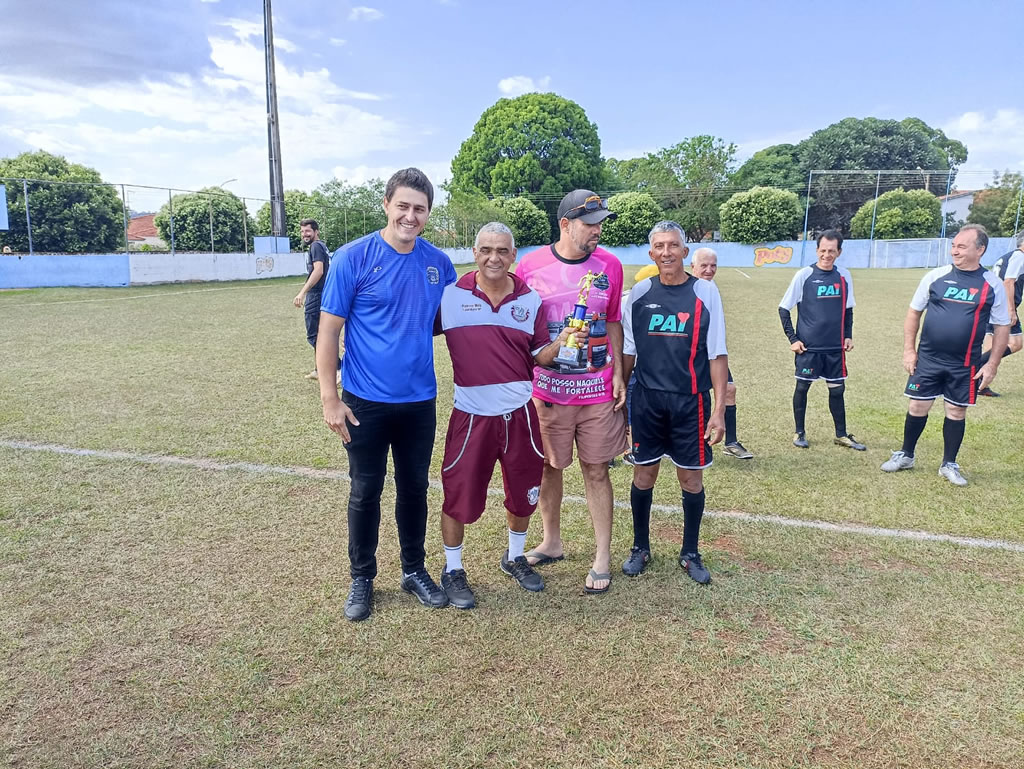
[316,168,456,622]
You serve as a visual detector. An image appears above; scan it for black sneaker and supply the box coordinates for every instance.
[622,546,651,576]
[400,568,450,608]
[500,550,545,592]
[979,387,1001,397]
[792,432,809,449]
[679,551,712,585]
[344,577,374,622]
[441,569,476,610]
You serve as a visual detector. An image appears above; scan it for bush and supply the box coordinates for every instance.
[718,186,803,243]
[600,192,665,246]
[997,193,1023,238]
[850,188,942,239]
[494,197,549,246]
[155,188,252,252]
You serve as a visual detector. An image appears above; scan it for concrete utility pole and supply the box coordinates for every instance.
[264,0,286,237]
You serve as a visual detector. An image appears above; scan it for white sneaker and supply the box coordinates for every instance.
[304,368,318,380]
[881,450,915,472]
[938,462,968,487]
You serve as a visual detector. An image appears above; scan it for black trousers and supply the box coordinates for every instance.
[341,391,436,579]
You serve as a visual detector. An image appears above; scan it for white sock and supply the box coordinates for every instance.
[508,529,527,560]
[444,544,464,573]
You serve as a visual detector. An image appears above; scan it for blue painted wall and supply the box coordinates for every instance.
[0,252,130,289]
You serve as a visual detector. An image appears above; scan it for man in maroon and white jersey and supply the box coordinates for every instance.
[435,223,584,609]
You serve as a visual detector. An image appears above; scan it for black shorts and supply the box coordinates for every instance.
[986,319,1022,336]
[794,350,846,382]
[304,291,322,348]
[727,367,734,385]
[630,384,712,470]
[905,354,978,407]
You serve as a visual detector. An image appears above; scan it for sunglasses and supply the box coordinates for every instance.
[564,195,607,219]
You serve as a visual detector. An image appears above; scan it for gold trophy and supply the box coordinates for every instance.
[553,270,605,368]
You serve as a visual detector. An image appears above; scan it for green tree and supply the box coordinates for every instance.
[449,93,606,235]
[423,190,504,248]
[719,186,803,243]
[997,190,1024,237]
[0,150,124,253]
[313,178,387,246]
[154,187,251,252]
[609,136,735,242]
[600,192,665,247]
[968,172,1023,236]
[798,117,968,233]
[731,144,804,193]
[493,196,549,246]
[254,189,320,250]
[850,188,942,239]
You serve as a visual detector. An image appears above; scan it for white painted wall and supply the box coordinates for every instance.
[129,251,306,284]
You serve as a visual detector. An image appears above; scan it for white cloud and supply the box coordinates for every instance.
[275,37,297,53]
[349,6,384,21]
[942,108,1024,174]
[497,75,551,97]
[0,22,411,202]
[329,38,347,47]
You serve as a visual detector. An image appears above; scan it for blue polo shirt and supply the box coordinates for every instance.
[321,231,456,403]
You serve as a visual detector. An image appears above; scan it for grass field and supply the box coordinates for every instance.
[2,267,1023,768]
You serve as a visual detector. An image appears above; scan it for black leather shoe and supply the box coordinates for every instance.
[679,551,712,585]
[793,432,809,449]
[500,551,544,592]
[344,577,374,621]
[441,569,476,610]
[622,546,651,576]
[400,568,450,608]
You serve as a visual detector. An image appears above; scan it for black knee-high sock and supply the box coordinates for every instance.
[979,345,1015,369]
[630,484,653,551]
[942,418,966,464]
[724,405,737,444]
[828,387,847,437]
[681,488,705,555]
[901,413,928,457]
[793,385,808,433]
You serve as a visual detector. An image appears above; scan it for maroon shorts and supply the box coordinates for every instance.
[441,402,545,524]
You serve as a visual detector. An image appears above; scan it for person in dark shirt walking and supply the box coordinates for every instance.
[778,229,864,451]
[294,219,331,380]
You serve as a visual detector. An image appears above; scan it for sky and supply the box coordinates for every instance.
[1,0,1021,210]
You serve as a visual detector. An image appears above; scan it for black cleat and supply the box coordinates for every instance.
[400,568,450,609]
[792,432,809,449]
[622,546,651,576]
[679,551,712,585]
[978,387,1001,397]
[500,551,545,592]
[344,577,374,622]
[834,433,867,451]
[441,569,476,610]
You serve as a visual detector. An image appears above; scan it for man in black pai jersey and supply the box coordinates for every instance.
[977,231,1023,397]
[620,221,728,585]
[881,225,1010,486]
[778,230,865,451]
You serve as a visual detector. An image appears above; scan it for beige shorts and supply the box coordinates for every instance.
[533,397,628,469]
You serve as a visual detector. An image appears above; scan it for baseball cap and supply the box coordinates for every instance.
[557,190,618,224]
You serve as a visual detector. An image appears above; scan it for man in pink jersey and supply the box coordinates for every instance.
[516,190,628,594]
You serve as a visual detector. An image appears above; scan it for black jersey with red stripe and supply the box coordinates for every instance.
[778,264,856,352]
[622,274,727,395]
[911,264,1010,365]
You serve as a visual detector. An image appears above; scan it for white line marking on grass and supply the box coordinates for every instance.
[0,283,286,308]
[5,438,1024,554]
[734,269,751,279]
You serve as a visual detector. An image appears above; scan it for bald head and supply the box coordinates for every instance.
[691,247,718,281]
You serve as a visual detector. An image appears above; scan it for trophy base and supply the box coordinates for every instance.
[553,345,583,368]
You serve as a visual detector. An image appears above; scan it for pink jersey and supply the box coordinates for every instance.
[515,245,624,406]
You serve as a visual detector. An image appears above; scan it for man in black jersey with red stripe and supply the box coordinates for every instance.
[977,231,1023,397]
[621,221,728,585]
[881,225,1011,486]
[778,230,865,451]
